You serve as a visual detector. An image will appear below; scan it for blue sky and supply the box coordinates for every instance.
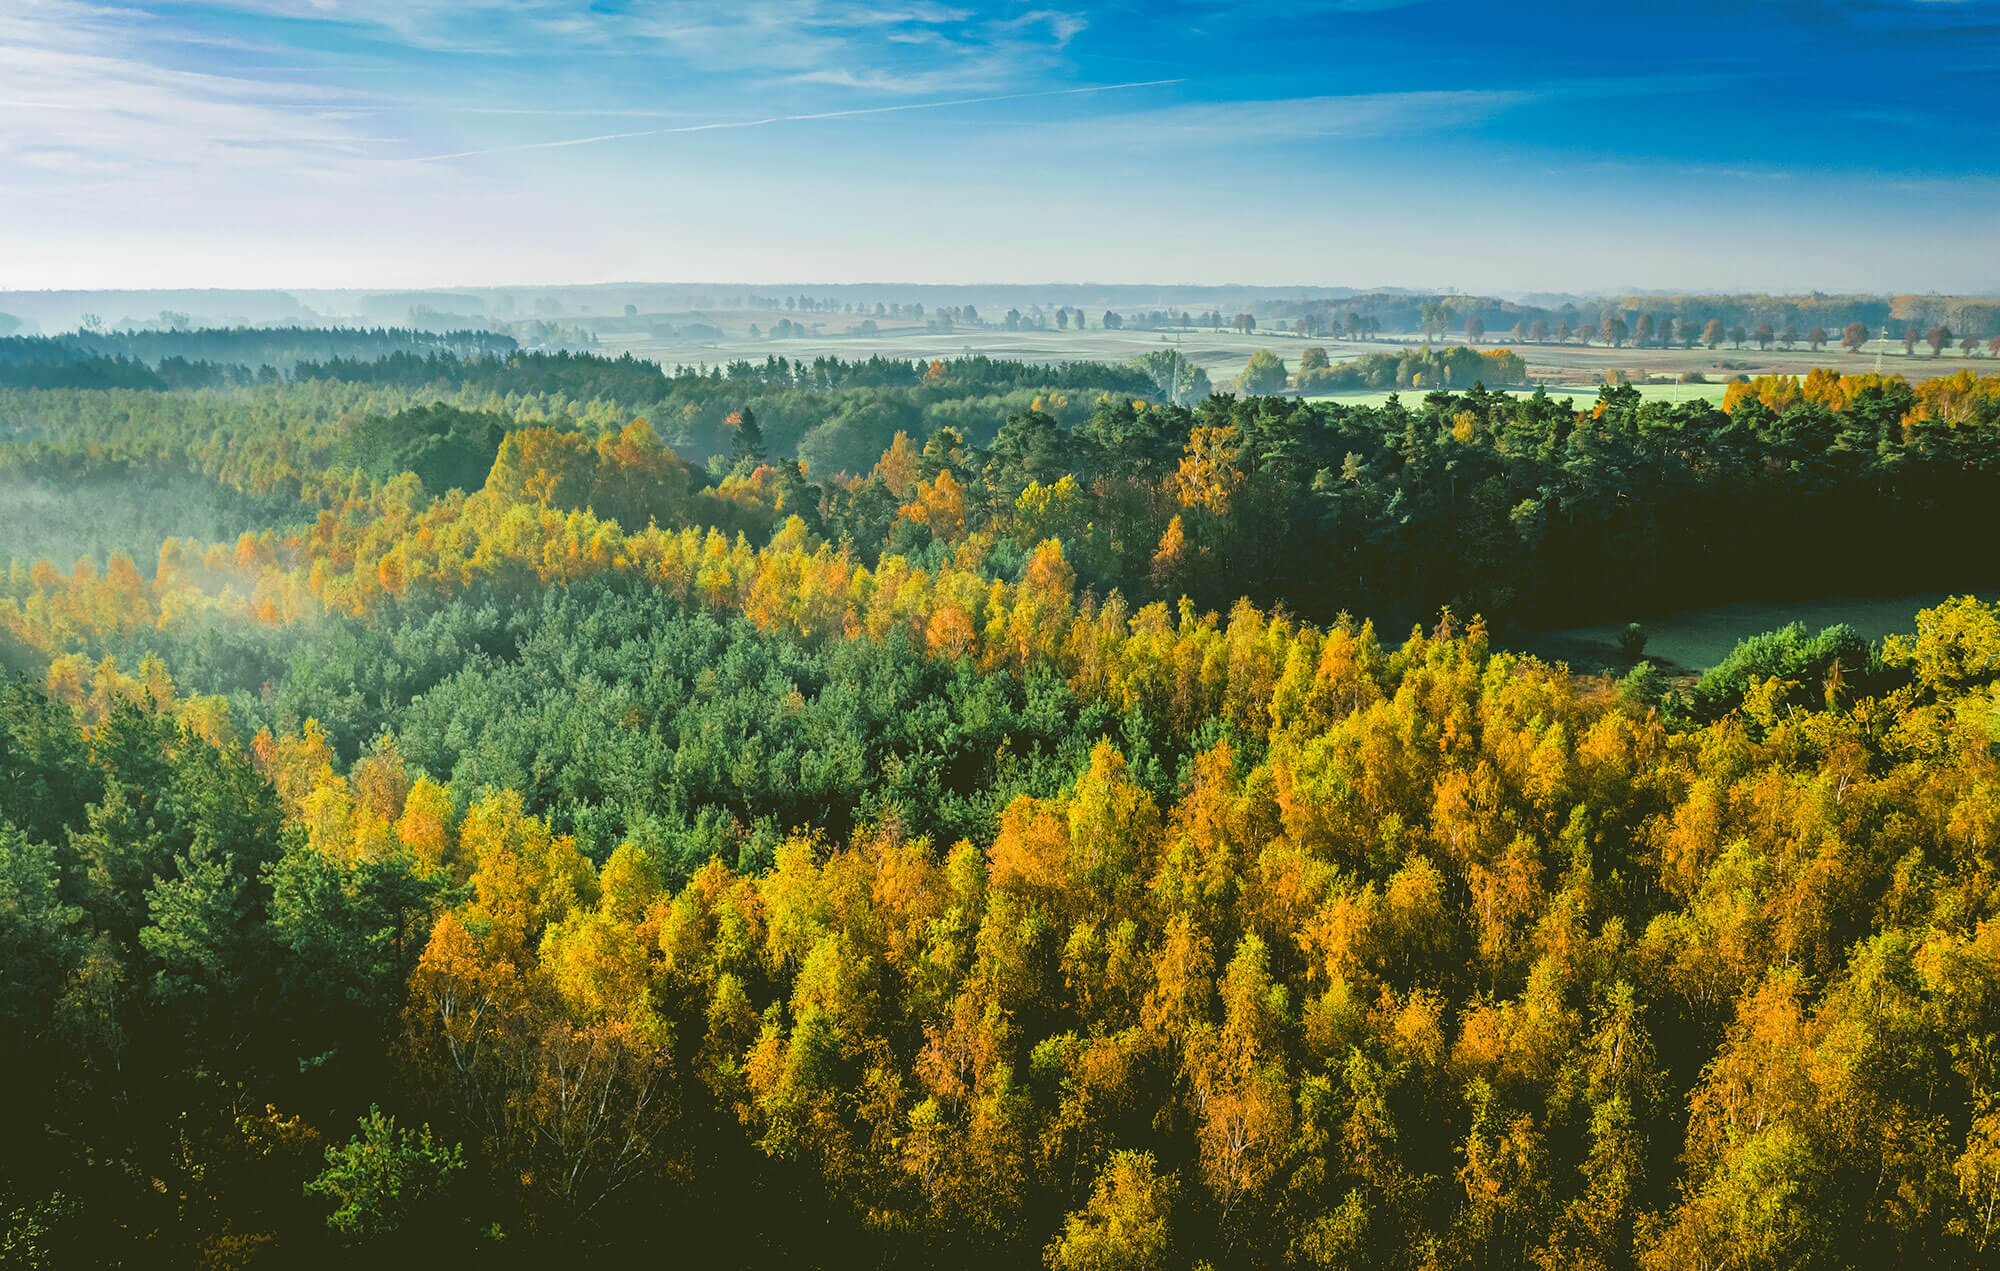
[3,0,1998,292]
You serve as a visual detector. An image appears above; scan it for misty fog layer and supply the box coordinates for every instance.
[0,471,305,575]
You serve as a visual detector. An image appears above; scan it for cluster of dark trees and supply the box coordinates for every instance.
[0,681,447,1265]
[1,342,1154,402]
[0,349,262,391]
[60,325,516,368]
[333,404,507,494]
[756,377,1997,633]
[292,347,672,398]
[1293,346,1528,392]
[695,354,1158,396]
[0,328,517,391]
[281,350,1160,467]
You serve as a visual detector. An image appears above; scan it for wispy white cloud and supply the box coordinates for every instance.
[999,72,1736,152]
[0,0,1130,197]
[0,0,381,184]
[146,0,1090,92]
[1173,0,1437,12]
[991,9,1089,42]
[1007,88,1534,150]
[393,78,1184,161]
[789,65,996,92]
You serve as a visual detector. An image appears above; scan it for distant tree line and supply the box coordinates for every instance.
[1249,291,2000,346]
[4,326,514,371]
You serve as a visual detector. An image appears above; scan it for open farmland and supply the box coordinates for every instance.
[589,308,1993,397]
[591,312,1355,383]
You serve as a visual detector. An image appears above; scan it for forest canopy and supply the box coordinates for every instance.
[3,328,2000,1268]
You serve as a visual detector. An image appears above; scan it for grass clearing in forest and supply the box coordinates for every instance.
[1521,592,1987,674]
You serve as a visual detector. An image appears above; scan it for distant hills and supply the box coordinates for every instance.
[1,283,1993,338]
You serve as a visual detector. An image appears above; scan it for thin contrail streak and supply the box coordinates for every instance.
[396,78,1185,162]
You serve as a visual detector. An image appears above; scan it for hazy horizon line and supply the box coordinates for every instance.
[6,281,1999,301]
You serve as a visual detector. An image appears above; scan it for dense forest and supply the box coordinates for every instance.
[4,332,2000,1267]
[0,328,519,390]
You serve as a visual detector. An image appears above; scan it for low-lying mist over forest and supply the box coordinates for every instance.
[0,467,305,577]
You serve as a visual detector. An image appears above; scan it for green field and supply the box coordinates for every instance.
[1522,592,1985,674]
[1303,381,1736,409]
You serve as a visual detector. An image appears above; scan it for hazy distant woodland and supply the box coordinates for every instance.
[7,284,1996,404]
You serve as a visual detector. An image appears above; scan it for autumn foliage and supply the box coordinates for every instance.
[7,353,2000,1266]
